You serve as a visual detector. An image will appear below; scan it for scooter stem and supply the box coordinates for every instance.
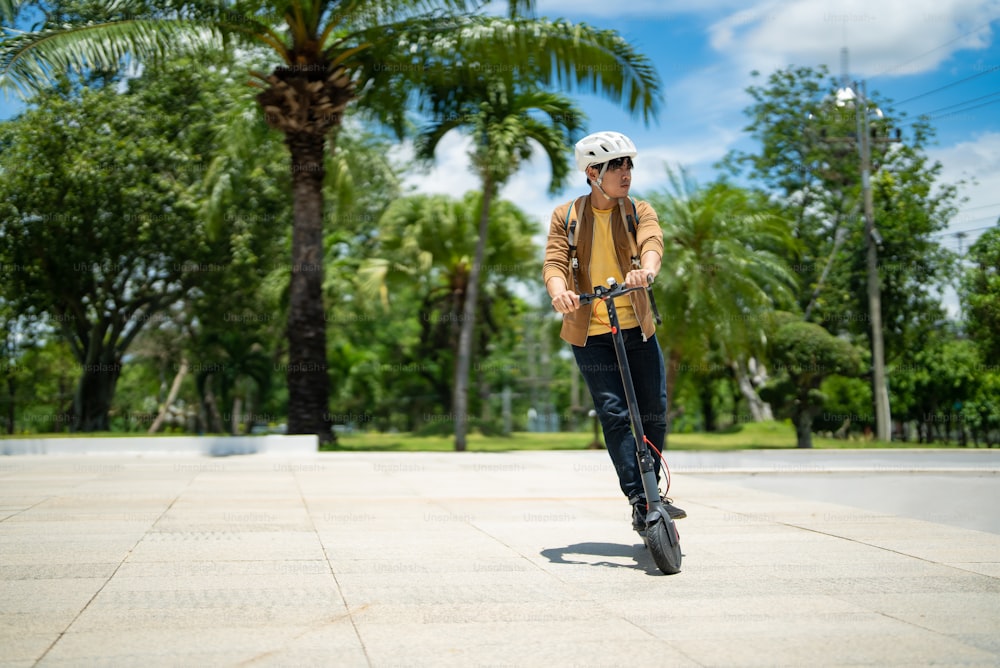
[599,280,662,508]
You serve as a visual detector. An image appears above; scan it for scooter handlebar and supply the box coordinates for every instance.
[578,276,652,306]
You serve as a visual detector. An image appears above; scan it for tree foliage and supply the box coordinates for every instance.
[721,65,959,351]
[414,78,584,449]
[962,226,1000,365]
[762,317,861,448]
[643,168,799,430]
[357,191,539,432]
[0,57,286,432]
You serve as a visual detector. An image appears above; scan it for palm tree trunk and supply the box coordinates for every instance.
[285,133,333,442]
[453,187,494,450]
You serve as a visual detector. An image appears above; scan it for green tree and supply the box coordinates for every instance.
[0,55,285,432]
[360,192,538,432]
[0,87,206,430]
[415,80,583,449]
[644,168,798,431]
[962,226,1000,365]
[763,319,861,448]
[963,369,1000,447]
[890,333,982,444]
[2,0,661,441]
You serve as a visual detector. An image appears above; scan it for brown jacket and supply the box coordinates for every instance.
[543,195,663,347]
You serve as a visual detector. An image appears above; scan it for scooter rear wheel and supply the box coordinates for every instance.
[645,518,682,575]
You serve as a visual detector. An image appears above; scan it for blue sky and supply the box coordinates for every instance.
[403,0,1000,270]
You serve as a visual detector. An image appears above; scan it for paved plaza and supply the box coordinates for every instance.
[2,448,999,667]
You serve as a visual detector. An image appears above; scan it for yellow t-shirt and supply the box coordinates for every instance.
[588,207,639,335]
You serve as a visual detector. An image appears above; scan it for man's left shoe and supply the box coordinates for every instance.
[631,495,686,530]
[661,498,687,520]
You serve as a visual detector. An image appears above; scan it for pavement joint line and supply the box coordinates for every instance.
[32,473,195,664]
[292,466,375,668]
[782,520,1000,575]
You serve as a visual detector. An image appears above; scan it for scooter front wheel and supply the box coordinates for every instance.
[645,517,682,575]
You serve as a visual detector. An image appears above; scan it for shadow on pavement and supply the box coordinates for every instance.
[540,541,662,575]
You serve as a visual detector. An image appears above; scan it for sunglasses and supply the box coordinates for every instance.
[592,157,634,172]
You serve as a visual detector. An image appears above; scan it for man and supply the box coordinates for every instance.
[543,131,686,531]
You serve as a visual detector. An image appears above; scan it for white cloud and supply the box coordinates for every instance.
[392,131,481,197]
[929,131,1000,237]
[923,131,1000,317]
[709,0,1000,78]
[392,131,574,240]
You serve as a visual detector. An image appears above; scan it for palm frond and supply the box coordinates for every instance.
[1,0,19,25]
[346,15,661,129]
[452,17,662,123]
[0,17,213,96]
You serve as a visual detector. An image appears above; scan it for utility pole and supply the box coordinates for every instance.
[820,78,897,441]
[854,80,894,442]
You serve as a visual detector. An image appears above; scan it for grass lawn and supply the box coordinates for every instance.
[3,421,948,451]
[326,421,938,452]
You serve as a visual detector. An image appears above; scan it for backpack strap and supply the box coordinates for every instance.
[619,196,662,325]
[563,196,587,290]
[619,196,642,270]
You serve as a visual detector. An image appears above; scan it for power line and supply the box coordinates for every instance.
[956,201,1000,212]
[915,88,1000,117]
[869,17,1000,81]
[934,224,998,237]
[928,95,1000,121]
[894,67,1000,108]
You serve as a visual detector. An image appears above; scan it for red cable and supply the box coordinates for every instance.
[645,436,671,496]
[592,297,616,334]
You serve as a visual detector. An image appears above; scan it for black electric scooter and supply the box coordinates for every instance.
[578,278,682,575]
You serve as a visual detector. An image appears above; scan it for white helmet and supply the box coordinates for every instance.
[574,131,637,172]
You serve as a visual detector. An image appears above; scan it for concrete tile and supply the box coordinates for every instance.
[112,559,332,578]
[846,592,1000,634]
[125,530,326,562]
[0,632,59,664]
[0,610,79,636]
[0,562,119,580]
[35,621,365,667]
[0,578,106,613]
[356,619,699,668]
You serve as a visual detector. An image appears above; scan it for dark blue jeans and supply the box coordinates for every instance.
[573,328,667,500]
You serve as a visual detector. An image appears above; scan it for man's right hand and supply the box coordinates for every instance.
[550,290,581,314]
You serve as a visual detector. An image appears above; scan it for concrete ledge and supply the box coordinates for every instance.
[0,434,318,457]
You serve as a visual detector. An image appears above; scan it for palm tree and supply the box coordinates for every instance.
[1,1,660,441]
[360,191,537,429]
[645,168,799,430]
[414,80,584,449]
